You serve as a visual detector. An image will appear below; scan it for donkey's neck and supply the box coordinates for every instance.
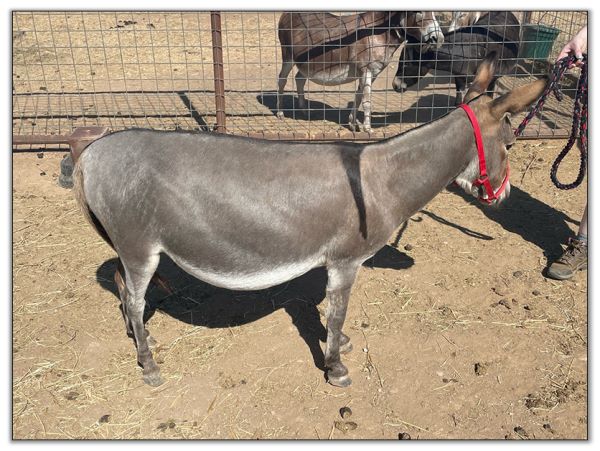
[368,110,475,226]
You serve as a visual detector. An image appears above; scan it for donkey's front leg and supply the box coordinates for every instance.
[361,70,374,132]
[325,263,359,387]
[276,61,294,119]
[348,74,365,132]
[295,71,308,118]
[349,70,373,132]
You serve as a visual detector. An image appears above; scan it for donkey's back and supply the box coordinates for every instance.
[278,11,393,64]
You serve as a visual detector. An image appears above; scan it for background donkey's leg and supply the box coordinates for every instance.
[121,252,163,386]
[276,61,294,119]
[324,263,360,387]
[454,75,467,105]
[361,70,374,132]
[348,73,365,132]
[294,71,308,116]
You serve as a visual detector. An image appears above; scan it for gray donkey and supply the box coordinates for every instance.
[74,56,546,387]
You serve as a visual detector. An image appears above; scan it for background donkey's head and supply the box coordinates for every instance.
[402,11,444,51]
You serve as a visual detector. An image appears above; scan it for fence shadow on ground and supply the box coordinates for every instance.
[96,245,413,374]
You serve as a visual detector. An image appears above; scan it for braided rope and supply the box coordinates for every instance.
[515,54,588,190]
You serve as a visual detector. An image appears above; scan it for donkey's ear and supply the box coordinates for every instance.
[463,52,498,103]
[490,77,548,119]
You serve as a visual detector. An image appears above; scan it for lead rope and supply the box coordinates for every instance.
[514,54,588,190]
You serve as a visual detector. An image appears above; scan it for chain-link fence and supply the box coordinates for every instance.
[12,11,587,149]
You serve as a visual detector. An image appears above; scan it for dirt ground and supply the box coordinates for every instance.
[12,138,587,439]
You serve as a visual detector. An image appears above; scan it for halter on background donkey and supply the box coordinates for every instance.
[73,54,547,387]
[276,11,444,132]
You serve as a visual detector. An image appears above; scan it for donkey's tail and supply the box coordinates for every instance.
[73,158,113,247]
[73,159,173,295]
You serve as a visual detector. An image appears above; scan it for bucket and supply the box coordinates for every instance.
[519,24,561,60]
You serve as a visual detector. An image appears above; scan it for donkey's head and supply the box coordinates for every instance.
[453,54,548,206]
[446,11,483,33]
[403,11,444,51]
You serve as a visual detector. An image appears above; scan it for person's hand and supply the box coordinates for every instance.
[557,26,587,67]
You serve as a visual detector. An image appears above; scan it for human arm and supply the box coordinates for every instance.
[557,26,587,67]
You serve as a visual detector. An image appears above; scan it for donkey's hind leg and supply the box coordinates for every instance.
[120,252,163,386]
[348,78,364,132]
[295,71,308,116]
[277,61,294,119]
[340,332,353,354]
[114,259,132,338]
[115,259,157,347]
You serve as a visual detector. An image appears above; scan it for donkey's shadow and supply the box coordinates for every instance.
[447,184,581,264]
[96,245,413,371]
[258,93,354,124]
[258,92,454,129]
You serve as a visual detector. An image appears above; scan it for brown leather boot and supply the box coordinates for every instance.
[547,238,588,280]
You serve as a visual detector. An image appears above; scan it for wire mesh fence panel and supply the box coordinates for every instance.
[13,11,217,149]
[12,10,587,148]
[498,11,588,137]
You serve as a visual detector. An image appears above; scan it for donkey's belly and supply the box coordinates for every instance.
[298,63,357,86]
[168,253,325,291]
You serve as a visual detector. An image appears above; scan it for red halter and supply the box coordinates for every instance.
[458,104,510,204]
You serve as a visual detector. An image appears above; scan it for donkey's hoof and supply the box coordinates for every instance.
[348,115,361,132]
[339,341,353,354]
[276,111,284,120]
[143,371,164,387]
[328,374,352,387]
[327,364,351,387]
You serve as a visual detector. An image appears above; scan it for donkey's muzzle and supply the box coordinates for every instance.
[392,77,408,93]
[422,30,444,51]
[392,76,418,93]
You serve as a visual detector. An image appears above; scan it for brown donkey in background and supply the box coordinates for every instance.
[276,11,444,132]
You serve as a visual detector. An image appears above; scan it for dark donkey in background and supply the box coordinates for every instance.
[393,11,521,105]
[276,11,444,132]
[74,55,547,387]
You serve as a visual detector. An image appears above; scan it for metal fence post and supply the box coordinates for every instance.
[210,12,227,133]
